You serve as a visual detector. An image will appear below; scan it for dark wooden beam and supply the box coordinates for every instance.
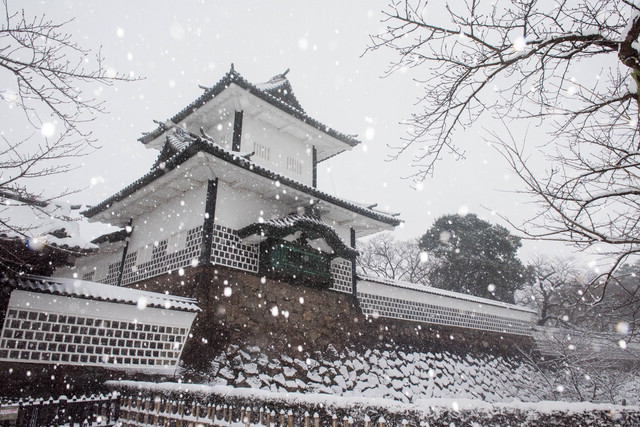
[232,111,243,152]
[200,179,219,265]
[116,219,133,286]
[350,227,357,297]
[312,146,318,188]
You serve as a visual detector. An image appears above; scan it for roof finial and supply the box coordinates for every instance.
[230,63,235,72]
[282,68,290,77]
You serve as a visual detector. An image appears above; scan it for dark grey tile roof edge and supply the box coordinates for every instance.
[138,66,360,148]
[83,136,401,227]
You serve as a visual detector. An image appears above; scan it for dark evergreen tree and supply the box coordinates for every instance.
[419,214,528,303]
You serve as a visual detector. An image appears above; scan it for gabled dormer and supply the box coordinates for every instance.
[139,65,359,188]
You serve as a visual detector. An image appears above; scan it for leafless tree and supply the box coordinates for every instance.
[516,327,640,403]
[356,233,431,285]
[519,256,640,341]
[0,1,139,215]
[0,1,139,272]
[367,0,640,294]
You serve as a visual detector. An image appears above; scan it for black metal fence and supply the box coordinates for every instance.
[0,392,119,426]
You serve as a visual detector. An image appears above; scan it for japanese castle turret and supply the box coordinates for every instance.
[50,66,537,370]
[66,66,401,294]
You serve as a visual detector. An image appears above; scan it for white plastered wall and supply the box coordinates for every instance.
[242,115,313,186]
[128,183,207,252]
[214,181,293,230]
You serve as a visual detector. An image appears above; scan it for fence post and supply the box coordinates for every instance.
[287,409,294,427]
[304,411,310,427]
[313,412,320,427]
[136,395,143,425]
[259,407,265,425]
[228,405,233,426]
[332,414,337,427]
[378,416,386,427]
[364,415,371,427]
[280,409,285,427]
[343,415,349,427]
[245,406,252,427]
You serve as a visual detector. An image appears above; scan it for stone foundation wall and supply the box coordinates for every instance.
[129,265,535,371]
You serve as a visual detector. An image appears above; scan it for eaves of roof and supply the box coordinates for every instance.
[359,275,538,314]
[137,67,360,148]
[238,214,358,259]
[14,275,201,313]
[83,138,401,227]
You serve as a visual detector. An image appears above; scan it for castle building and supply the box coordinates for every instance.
[2,67,540,380]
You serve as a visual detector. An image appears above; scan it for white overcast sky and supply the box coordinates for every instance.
[5,0,597,265]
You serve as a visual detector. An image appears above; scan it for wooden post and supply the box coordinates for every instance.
[126,396,132,422]
[153,397,161,427]
[287,409,293,427]
[143,397,151,425]
[332,414,337,427]
[259,407,265,425]
[364,415,371,427]
[343,415,349,427]
[313,412,320,427]
[378,416,386,427]
[245,406,251,427]
[228,405,233,426]
[178,400,186,427]
[280,409,285,427]
[304,411,310,427]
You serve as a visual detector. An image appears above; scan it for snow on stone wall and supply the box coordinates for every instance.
[199,343,640,405]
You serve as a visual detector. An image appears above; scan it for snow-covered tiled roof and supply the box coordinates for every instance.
[0,201,95,250]
[238,213,358,258]
[260,213,327,229]
[358,275,537,314]
[254,69,306,113]
[14,276,200,312]
[138,66,359,148]
[84,133,401,228]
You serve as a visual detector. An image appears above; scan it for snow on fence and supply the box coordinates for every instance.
[0,392,119,426]
[114,390,640,427]
[118,394,395,427]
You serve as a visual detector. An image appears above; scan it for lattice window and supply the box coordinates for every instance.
[211,224,259,273]
[82,271,95,282]
[357,292,531,336]
[167,230,188,254]
[254,142,270,161]
[104,262,121,286]
[121,226,203,285]
[330,258,353,294]
[0,308,188,368]
[286,157,303,174]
